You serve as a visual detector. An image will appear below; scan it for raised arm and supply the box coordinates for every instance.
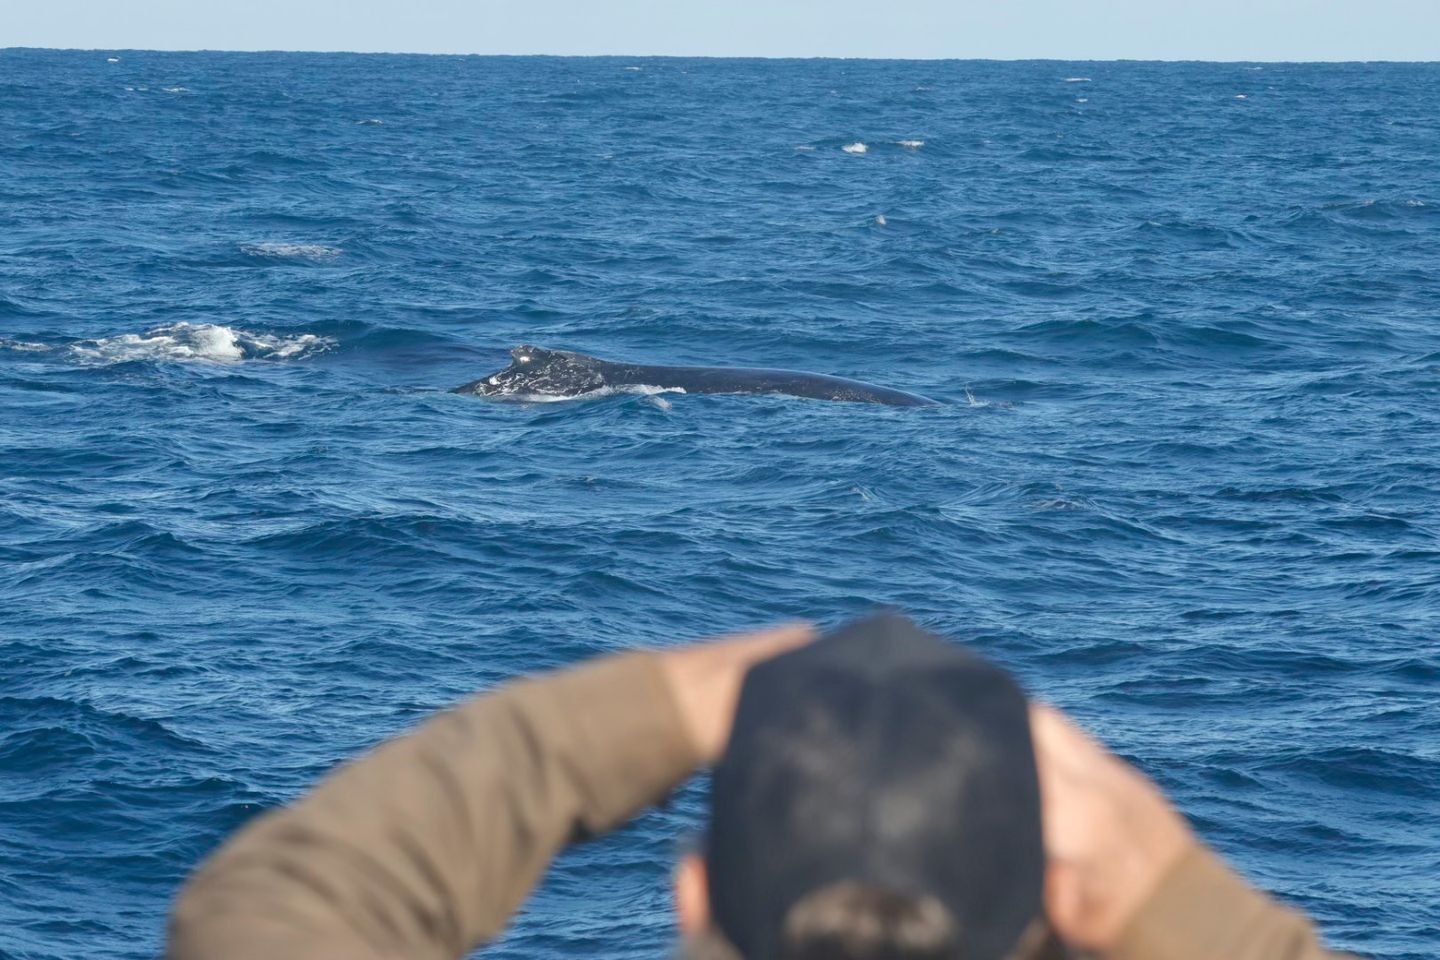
[168,625,813,960]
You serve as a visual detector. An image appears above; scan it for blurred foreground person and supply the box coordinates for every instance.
[168,614,1348,960]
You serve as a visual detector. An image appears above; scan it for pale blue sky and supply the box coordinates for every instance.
[6,0,1439,60]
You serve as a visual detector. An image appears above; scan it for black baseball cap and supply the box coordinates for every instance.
[706,612,1044,960]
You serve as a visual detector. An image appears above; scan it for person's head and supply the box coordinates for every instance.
[675,614,1054,960]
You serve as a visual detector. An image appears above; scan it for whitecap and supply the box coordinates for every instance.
[624,66,642,71]
[896,139,924,148]
[357,118,384,125]
[794,144,817,151]
[1404,200,1427,207]
[874,214,887,226]
[240,241,342,259]
[106,57,121,63]
[1235,94,1249,100]
[0,338,52,352]
[842,142,867,154]
[1076,98,1089,103]
[162,86,190,94]
[1064,77,1091,82]
[67,323,333,365]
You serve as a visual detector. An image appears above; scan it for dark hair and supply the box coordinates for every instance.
[781,882,959,960]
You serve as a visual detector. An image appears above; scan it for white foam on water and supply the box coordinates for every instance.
[357,118,384,125]
[492,384,687,403]
[897,139,924,148]
[963,385,1014,409]
[67,323,333,365]
[648,396,673,411]
[0,338,52,352]
[163,87,190,94]
[1404,200,1427,207]
[624,66,642,71]
[1235,94,1249,100]
[107,57,121,63]
[600,384,688,398]
[1076,98,1089,103]
[874,214,887,226]
[1064,77,1091,82]
[842,142,868,154]
[240,242,342,259]
[794,145,816,151]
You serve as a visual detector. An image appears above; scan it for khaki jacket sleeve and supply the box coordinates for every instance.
[1105,845,1352,960]
[168,651,701,960]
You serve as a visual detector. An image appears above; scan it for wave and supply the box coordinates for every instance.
[841,142,867,154]
[66,323,333,364]
[0,696,212,760]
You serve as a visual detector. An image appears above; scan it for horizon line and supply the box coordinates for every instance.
[3,46,1438,64]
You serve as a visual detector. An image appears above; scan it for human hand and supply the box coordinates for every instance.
[659,622,816,763]
[1029,703,1197,952]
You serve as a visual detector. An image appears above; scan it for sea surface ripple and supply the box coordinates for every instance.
[1,51,1438,959]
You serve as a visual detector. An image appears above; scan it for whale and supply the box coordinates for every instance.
[452,346,939,406]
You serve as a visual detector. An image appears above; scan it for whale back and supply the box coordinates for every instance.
[453,345,938,406]
[453,345,609,397]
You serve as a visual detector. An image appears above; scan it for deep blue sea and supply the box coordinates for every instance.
[1,50,1437,959]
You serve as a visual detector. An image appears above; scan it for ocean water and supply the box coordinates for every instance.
[1,49,1438,959]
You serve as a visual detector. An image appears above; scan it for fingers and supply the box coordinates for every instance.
[1028,700,1195,951]
[659,622,817,763]
[1029,702,1109,776]
[714,621,817,663]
